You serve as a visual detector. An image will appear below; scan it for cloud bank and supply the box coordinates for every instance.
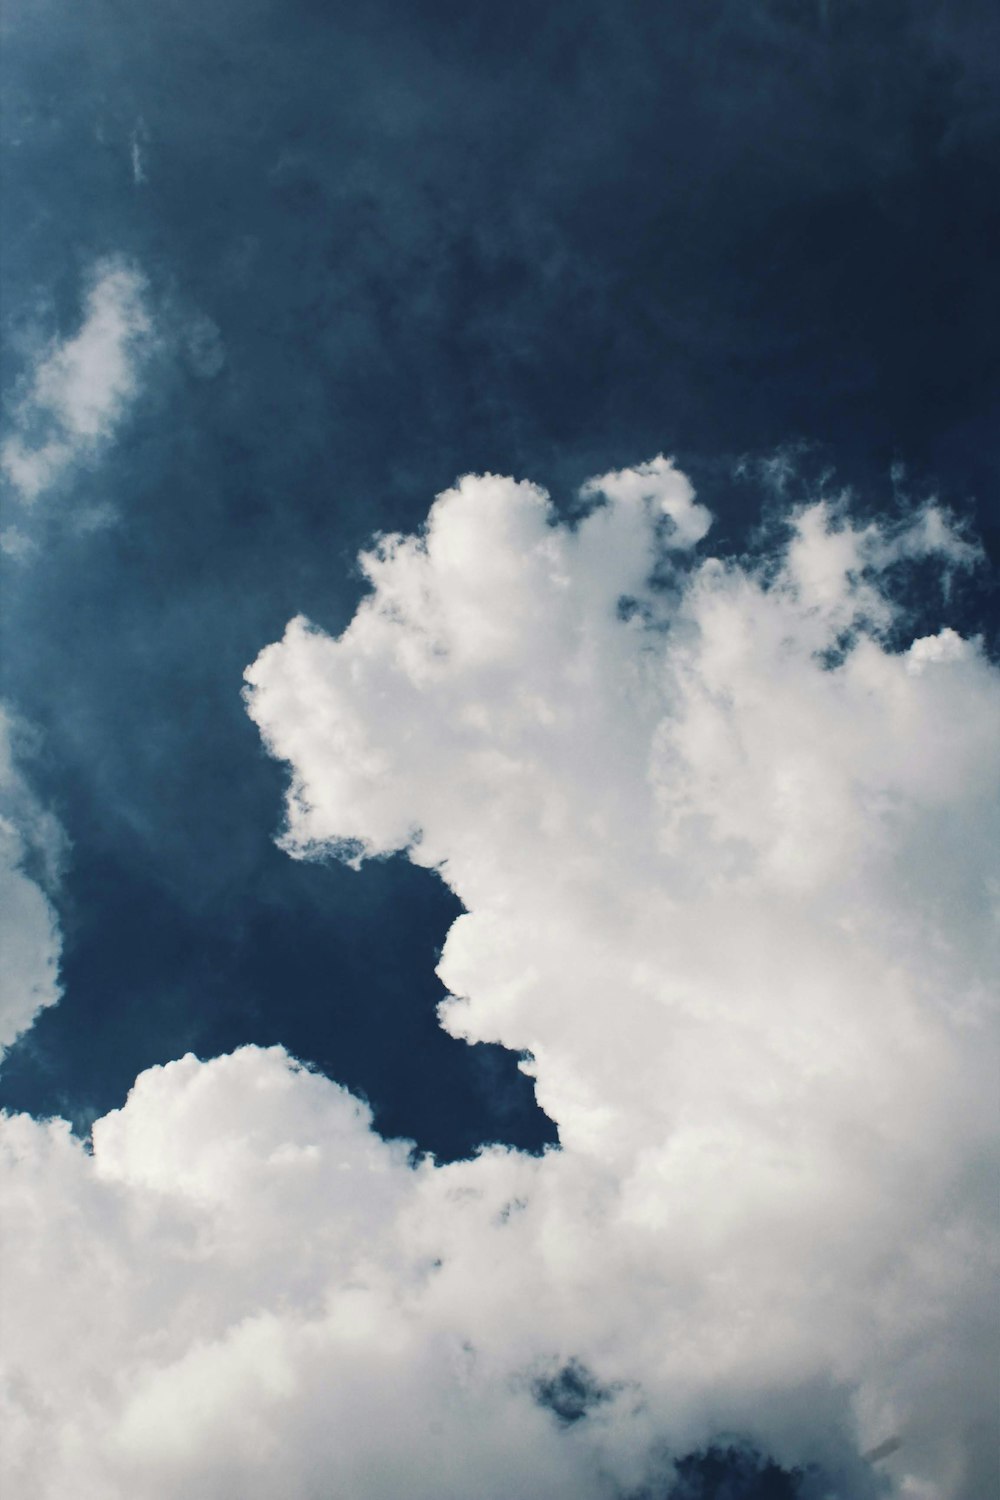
[0,257,152,511]
[3,461,997,1498]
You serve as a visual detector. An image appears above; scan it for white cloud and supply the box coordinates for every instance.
[580,454,713,550]
[1,258,153,505]
[3,462,997,1499]
[0,707,66,1053]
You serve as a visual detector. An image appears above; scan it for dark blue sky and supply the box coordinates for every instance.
[1,0,997,1154]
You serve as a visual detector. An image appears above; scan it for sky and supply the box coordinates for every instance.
[0,3,998,1498]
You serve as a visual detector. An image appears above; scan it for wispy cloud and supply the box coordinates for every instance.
[1,258,153,507]
[0,707,66,1054]
[130,117,148,186]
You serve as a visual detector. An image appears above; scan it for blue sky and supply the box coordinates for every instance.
[1,4,998,1498]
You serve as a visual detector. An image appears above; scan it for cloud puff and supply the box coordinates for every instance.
[580,455,713,551]
[0,708,65,1053]
[0,257,153,506]
[3,462,997,1499]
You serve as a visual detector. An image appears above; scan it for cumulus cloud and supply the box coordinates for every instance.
[0,257,153,506]
[0,708,65,1053]
[3,461,997,1499]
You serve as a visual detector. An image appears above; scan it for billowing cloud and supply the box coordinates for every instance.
[3,462,997,1499]
[0,708,65,1052]
[0,257,153,506]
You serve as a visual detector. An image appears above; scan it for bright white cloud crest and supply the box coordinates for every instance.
[2,461,998,1499]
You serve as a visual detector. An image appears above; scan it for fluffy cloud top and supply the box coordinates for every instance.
[0,257,152,507]
[2,462,997,1499]
[0,708,65,1053]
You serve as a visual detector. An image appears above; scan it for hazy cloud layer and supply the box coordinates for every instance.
[3,463,997,1498]
[1,257,153,509]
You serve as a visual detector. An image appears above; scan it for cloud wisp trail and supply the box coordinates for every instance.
[1,258,153,518]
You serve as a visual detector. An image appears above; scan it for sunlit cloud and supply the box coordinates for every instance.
[2,461,996,1499]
